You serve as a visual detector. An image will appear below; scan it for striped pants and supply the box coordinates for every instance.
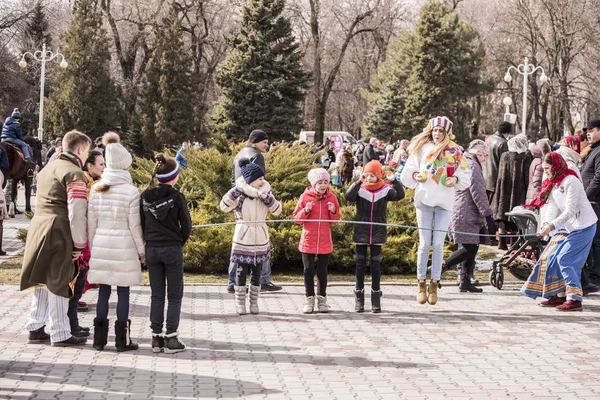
[25,286,71,343]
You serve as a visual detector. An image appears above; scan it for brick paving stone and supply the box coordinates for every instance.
[0,279,599,399]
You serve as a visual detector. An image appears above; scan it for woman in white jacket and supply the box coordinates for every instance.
[521,152,597,311]
[400,116,471,305]
[88,133,144,351]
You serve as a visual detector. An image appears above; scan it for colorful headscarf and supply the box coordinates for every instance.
[524,152,580,209]
[564,135,581,153]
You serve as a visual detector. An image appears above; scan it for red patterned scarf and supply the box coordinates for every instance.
[524,152,580,209]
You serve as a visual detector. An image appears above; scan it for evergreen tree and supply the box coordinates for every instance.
[44,0,120,140]
[137,3,195,155]
[19,1,53,135]
[210,0,311,142]
[363,0,485,142]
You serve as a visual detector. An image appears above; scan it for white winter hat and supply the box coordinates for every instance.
[103,132,132,170]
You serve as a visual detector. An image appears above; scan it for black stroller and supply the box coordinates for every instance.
[489,207,546,289]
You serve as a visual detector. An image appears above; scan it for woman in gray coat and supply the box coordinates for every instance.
[446,140,495,293]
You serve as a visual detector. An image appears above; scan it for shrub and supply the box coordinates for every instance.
[131,143,449,275]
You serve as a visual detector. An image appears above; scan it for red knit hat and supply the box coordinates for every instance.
[364,160,382,181]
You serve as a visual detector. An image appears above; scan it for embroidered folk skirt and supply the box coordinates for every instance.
[521,224,596,302]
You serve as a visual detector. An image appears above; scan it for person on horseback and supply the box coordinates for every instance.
[1,108,31,163]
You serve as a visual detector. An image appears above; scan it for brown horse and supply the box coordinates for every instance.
[0,142,34,214]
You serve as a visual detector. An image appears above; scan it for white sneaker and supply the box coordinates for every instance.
[302,296,315,314]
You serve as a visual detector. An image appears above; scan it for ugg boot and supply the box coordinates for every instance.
[114,320,138,352]
[459,265,482,293]
[417,280,427,304]
[151,332,164,353]
[428,280,439,305]
[316,295,330,313]
[371,289,382,313]
[164,331,186,354]
[234,285,247,315]
[354,288,365,312]
[303,296,315,314]
[93,317,109,351]
[249,284,260,314]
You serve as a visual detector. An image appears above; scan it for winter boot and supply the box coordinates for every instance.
[152,332,164,353]
[114,320,138,352]
[27,325,50,344]
[249,284,260,314]
[164,331,186,354]
[354,288,365,312]
[93,318,109,351]
[459,265,483,293]
[498,236,508,251]
[417,280,427,304]
[428,280,439,305]
[470,261,480,285]
[234,285,247,315]
[316,295,330,313]
[302,296,315,314]
[371,289,382,313]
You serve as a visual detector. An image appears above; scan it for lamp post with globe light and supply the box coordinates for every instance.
[504,57,548,137]
[19,43,68,142]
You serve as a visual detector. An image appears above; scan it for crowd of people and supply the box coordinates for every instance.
[4,106,600,350]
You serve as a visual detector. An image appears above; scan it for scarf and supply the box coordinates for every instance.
[524,152,579,209]
[361,179,385,192]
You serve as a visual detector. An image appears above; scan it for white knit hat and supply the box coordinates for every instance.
[103,132,132,170]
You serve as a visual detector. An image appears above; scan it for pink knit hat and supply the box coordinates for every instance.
[308,168,330,186]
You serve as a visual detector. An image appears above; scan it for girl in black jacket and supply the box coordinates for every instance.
[141,154,192,354]
[345,160,404,313]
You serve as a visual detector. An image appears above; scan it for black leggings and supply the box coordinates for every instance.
[445,244,479,271]
[302,253,329,297]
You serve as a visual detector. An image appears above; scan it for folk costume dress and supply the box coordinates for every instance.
[521,153,597,302]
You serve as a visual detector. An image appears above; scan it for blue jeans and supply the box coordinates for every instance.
[228,260,270,286]
[415,200,452,281]
[96,285,130,322]
[2,137,30,159]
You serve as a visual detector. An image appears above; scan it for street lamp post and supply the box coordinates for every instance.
[504,57,548,137]
[18,43,68,142]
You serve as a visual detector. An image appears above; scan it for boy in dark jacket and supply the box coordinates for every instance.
[141,153,192,354]
[345,160,404,313]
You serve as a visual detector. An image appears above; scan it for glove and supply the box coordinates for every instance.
[485,215,495,229]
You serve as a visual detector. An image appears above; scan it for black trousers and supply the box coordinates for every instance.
[147,245,184,335]
[445,244,479,272]
[302,253,330,297]
[67,266,88,331]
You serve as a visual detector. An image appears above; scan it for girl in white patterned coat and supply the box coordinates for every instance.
[220,158,282,315]
[88,132,144,352]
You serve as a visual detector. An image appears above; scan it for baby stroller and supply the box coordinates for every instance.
[489,206,545,289]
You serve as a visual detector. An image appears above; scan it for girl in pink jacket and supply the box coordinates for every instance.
[293,168,340,314]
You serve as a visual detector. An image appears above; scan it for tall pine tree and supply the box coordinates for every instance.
[210,0,310,142]
[45,0,120,140]
[363,0,485,142]
[137,3,195,154]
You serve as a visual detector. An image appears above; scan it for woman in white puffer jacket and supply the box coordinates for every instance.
[88,132,144,352]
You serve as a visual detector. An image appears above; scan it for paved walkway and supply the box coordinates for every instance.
[0,283,600,399]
